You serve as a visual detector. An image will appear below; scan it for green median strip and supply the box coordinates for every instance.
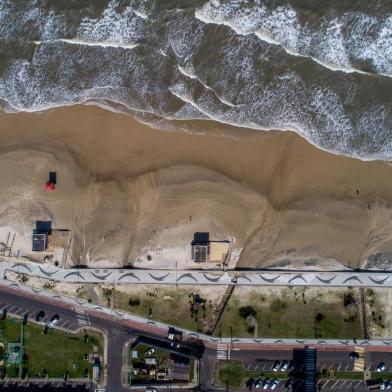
[373,372,392,380]
[321,372,364,380]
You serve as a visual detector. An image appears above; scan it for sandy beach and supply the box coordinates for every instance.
[1,105,392,270]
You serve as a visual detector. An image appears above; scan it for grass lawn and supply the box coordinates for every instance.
[0,316,103,379]
[109,286,218,333]
[215,287,363,339]
[366,288,388,337]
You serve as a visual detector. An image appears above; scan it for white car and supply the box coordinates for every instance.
[272,361,281,371]
[255,380,262,389]
[270,379,279,390]
[377,363,386,372]
[263,379,271,390]
[280,361,289,371]
[49,314,60,327]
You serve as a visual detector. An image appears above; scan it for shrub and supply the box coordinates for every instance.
[239,306,257,319]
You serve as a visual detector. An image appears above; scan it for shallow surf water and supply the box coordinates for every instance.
[0,0,391,160]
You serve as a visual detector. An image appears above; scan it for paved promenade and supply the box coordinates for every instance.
[1,258,392,288]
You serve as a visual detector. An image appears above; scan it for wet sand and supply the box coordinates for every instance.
[1,105,392,269]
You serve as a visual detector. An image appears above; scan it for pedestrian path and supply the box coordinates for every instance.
[353,346,365,371]
[217,343,230,360]
[2,257,392,288]
[74,307,90,326]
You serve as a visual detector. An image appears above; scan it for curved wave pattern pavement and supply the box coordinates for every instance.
[0,0,391,160]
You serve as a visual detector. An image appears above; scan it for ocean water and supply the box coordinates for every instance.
[0,0,391,160]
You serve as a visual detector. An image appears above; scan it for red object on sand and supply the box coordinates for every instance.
[45,181,55,191]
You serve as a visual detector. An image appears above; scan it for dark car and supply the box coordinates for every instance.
[349,352,359,360]
[35,311,45,322]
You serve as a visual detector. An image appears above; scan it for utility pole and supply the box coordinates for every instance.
[112,280,116,309]
[230,325,233,349]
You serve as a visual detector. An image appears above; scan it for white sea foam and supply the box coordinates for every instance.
[195,0,392,77]
[60,38,139,50]
[178,65,197,80]
[134,10,148,20]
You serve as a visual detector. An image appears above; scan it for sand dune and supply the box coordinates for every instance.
[1,105,392,269]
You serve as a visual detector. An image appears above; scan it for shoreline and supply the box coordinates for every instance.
[1,99,390,165]
[1,105,392,270]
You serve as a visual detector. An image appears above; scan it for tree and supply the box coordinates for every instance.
[239,306,257,319]
[316,313,324,322]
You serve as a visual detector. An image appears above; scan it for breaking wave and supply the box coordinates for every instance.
[0,0,391,160]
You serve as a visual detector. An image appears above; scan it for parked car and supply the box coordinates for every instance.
[272,361,281,371]
[255,379,263,389]
[281,360,289,371]
[146,389,157,392]
[35,310,45,322]
[377,362,386,372]
[170,342,180,349]
[380,382,386,390]
[263,379,271,390]
[49,314,60,327]
[385,380,392,389]
[270,379,279,390]
[285,379,295,389]
[168,326,183,341]
[349,352,359,360]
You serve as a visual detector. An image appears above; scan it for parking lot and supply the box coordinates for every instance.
[0,300,89,332]
[318,351,392,372]
[318,380,366,391]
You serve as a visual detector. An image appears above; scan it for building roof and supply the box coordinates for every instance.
[32,233,47,252]
[192,244,209,263]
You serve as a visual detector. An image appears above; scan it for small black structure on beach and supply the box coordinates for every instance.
[32,220,52,252]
